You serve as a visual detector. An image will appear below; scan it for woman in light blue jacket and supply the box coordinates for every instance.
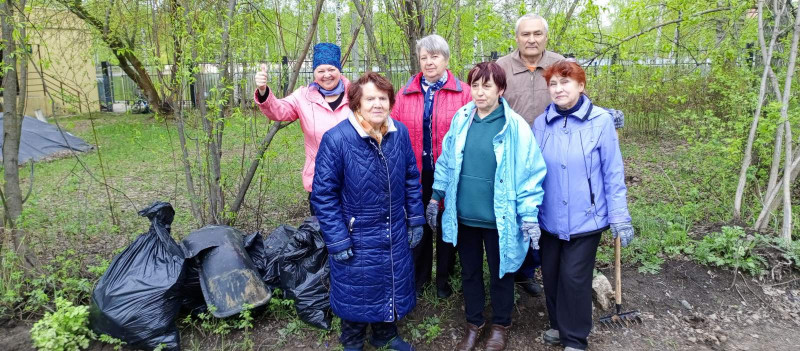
[426,62,546,351]
[532,61,634,351]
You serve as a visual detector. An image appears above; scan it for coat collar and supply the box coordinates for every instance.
[544,95,597,124]
[347,111,398,139]
[402,69,463,95]
[305,76,351,109]
[461,97,518,134]
[506,49,562,75]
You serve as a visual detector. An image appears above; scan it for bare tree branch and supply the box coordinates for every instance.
[585,7,732,64]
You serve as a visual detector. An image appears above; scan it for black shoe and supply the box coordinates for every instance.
[436,284,452,299]
[516,278,543,297]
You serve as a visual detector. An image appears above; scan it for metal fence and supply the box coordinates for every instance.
[96,53,716,111]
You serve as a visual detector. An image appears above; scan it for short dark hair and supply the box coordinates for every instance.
[542,60,586,86]
[467,62,507,92]
[347,72,396,112]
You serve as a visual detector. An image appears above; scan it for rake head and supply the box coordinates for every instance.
[598,304,643,329]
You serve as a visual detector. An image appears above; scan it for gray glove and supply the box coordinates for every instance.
[610,222,634,247]
[608,108,625,129]
[331,248,353,262]
[521,221,541,250]
[425,201,439,232]
[408,225,423,248]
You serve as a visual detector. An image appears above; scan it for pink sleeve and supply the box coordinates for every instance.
[253,88,301,122]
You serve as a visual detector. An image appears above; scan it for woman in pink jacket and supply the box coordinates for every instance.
[254,43,350,214]
[391,34,472,299]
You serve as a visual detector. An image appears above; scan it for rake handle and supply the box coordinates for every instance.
[615,235,622,306]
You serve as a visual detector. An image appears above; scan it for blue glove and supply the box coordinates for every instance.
[610,222,634,247]
[521,221,541,250]
[331,248,353,262]
[425,201,439,232]
[408,225,423,248]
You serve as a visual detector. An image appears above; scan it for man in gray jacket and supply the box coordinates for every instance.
[496,14,565,125]
[496,13,564,297]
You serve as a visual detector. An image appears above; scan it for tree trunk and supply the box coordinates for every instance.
[778,5,800,241]
[2,0,21,227]
[57,0,173,115]
[335,1,342,47]
[287,0,325,94]
[1,0,35,269]
[654,3,665,57]
[228,0,327,220]
[755,151,800,231]
[172,0,203,224]
[553,0,581,49]
[352,0,388,73]
[15,0,27,116]
[734,0,783,221]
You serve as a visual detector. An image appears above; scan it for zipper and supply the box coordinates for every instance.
[348,217,355,233]
[430,91,439,169]
[372,138,396,321]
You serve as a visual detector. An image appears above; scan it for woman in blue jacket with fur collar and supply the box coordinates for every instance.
[428,62,547,351]
[312,72,425,351]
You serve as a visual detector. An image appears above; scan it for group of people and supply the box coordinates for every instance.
[254,13,633,351]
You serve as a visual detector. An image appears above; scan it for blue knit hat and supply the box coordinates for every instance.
[312,43,342,71]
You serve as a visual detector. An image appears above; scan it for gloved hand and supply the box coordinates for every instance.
[425,201,439,232]
[610,222,634,247]
[521,221,541,250]
[255,64,269,95]
[408,225,423,248]
[330,248,353,262]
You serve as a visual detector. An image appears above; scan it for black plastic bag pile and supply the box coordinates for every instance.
[257,217,332,329]
[88,202,332,350]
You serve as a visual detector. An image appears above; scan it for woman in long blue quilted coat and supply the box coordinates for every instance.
[311,72,425,351]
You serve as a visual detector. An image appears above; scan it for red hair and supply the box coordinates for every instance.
[347,72,396,111]
[542,61,586,86]
[467,62,507,91]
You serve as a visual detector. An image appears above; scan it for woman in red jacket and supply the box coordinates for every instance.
[391,34,472,298]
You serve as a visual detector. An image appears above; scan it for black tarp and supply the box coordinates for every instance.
[0,114,93,163]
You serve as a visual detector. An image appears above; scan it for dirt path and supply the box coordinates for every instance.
[3,259,798,351]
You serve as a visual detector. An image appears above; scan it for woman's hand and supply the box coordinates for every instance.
[425,200,439,232]
[408,226,423,248]
[330,248,353,262]
[255,64,269,95]
[521,221,541,250]
[610,222,634,247]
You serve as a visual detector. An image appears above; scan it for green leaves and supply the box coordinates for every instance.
[30,297,94,351]
[693,226,766,276]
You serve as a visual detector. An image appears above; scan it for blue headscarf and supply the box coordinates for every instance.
[312,43,342,71]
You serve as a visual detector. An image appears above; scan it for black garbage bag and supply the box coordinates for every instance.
[243,231,268,284]
[89,202,184,351]
[257,224,295,287]
[182,226,272,318]
[179,260,206,315]
[279,217,331,329]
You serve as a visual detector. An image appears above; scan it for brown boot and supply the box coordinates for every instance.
[453,323,484,351]
[484,324,510,351]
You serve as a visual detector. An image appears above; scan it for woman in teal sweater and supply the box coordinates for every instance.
[427,62,547,351]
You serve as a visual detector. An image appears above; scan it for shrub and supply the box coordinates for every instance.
[30,297,94,351]
[692,226,766,275]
